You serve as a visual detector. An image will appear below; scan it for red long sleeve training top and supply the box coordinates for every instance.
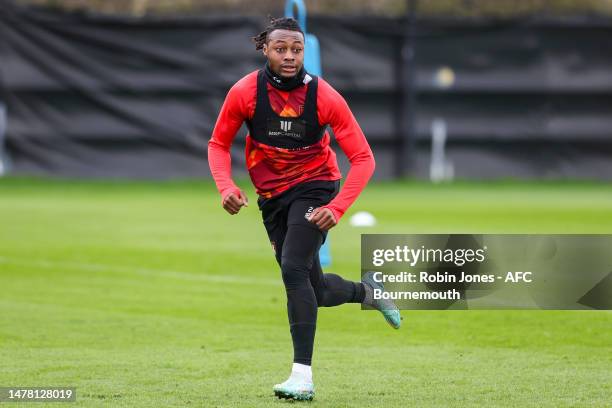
[207,70,375,222]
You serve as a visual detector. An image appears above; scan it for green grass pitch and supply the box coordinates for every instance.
[0,177,611,407]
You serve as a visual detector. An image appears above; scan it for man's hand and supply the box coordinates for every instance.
[222,190,249,215]
[308,207,337,231]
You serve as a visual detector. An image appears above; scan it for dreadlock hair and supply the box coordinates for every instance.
[252,16,304,50]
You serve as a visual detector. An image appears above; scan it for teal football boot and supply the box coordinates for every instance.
[273,378,315,401]
[362,271,402,329]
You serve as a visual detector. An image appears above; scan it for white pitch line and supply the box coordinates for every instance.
[0,256,281,286]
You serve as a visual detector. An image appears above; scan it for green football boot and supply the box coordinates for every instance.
[273,378,315,401]
[362,271,402,329]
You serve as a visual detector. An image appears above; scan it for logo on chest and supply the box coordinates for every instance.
[280,120,292,132]
[267,118,306,141]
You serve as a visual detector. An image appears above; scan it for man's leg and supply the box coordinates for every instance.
[304,219,401,329]
[279,195,369,365]
[279,223,320,366]
[308,240,401,329]
[261,193,317,399]
[272,223,319,400]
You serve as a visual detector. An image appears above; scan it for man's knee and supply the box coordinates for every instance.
[281,256,313,289]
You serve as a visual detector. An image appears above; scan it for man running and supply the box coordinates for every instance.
[207,16,401,401]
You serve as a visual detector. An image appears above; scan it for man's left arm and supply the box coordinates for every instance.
[312,79,376,228]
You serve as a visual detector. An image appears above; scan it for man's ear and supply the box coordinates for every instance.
[262,43,268,57]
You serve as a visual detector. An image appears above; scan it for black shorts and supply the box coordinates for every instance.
[257,179,340,261]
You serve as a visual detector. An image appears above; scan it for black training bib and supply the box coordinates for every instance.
[246,70,327,149]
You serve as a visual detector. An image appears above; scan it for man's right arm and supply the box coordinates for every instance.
[207,77,253,201]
